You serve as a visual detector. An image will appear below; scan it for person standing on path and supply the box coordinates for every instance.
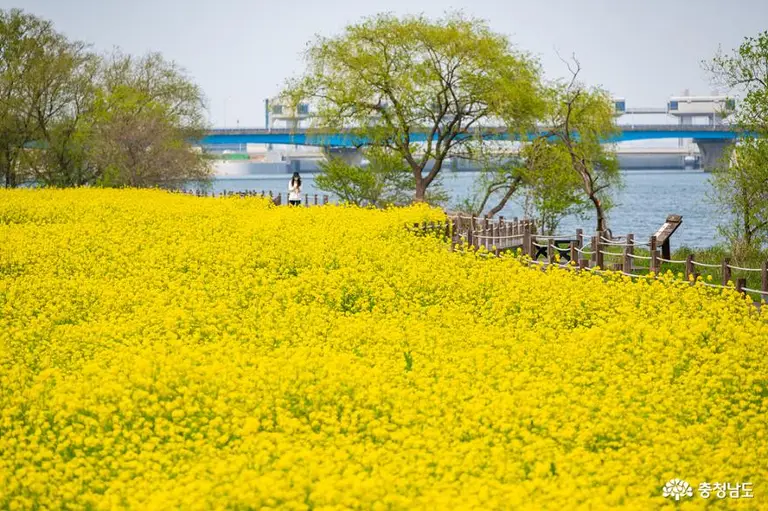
[288,172,302,206]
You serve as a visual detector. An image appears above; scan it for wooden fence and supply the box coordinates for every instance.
[173,188,332,206]
[411,216,768,302]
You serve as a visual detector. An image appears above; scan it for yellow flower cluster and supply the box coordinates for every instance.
[1,189,767,510]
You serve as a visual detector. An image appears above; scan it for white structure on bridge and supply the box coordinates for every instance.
[613,94,735,122]
[613,94,736,169]
[265,97,312,130]
[270,94,736,131]
[666,95,735,126]
[254,94,735,170]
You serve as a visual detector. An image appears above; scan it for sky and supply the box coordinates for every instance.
[7,0,768,128]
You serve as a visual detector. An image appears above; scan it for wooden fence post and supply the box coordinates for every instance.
[685,254,694,282]
[649,235,658,274]
[736,277,746,295]
[722,259,731,287]
[594,232,604,268]
[762,261,768,297]
[569,241,576,264]
[323,195,329,205]
[453,216,461,241]
[314,194,318,206]
[622,233,634,274]
[547,239,555,265]
[523,224,531,257]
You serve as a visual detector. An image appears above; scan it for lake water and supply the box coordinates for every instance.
[197,170,721,248]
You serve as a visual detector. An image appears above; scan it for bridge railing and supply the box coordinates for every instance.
[205,124,740,135]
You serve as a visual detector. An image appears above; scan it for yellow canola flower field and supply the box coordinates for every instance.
[1,189,767,510]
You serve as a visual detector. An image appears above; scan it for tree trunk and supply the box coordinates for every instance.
[485,177,522,219]
[1,149,10,188]
[414,176,426,202]
[742,188,752,248]
[414,156,445,203]
[413,162,428,203]
[590,194,607,232]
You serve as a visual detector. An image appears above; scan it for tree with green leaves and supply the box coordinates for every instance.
[707,31,768,133]
[540,59,620,233]
[87,52,211,187]
[518,140,589,235]
[283,12,544,202]
[456,138,589,234]
[706,32,768,252]
[0,8,76,187]
[22,49,101,187]
[708,138,768,252]
[459,59,617,233]
[315,147,414,207]
[1,9,211,189]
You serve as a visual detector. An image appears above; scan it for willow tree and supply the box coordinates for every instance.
[0,9,79,187]
[88,52,211,188]
[283,13,544,202]
[542,60,620,233]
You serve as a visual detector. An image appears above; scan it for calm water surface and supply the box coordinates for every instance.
[200,169,719,248]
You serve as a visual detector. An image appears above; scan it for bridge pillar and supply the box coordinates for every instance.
[323,147,364,167]
[678,116,692,148]
[693,139,731,172]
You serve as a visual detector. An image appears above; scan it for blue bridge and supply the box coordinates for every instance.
[200,124,745,170]
[201,124,740,147]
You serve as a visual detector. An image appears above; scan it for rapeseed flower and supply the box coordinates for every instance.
[0,189,766,509]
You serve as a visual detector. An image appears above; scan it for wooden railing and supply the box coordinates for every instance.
[172,188,333,206]
[412,218,768,302]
